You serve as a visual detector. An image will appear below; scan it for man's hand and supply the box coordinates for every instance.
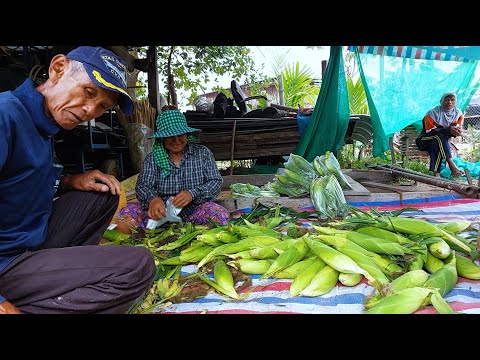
[148,197,166,220]
[61,170,120,195]
[0,301,22,314]
[172,190,193,208]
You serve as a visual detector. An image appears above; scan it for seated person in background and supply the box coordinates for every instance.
[415,92,464,177]
[115,106,230,234]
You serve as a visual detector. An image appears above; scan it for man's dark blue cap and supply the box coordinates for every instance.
[66,46,134,115]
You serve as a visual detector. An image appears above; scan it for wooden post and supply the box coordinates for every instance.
[389,137,397,165]
[229,120,237,176]
[321,60,327,80]
[147,46,158,115]
[464,168,473,185]
[277,74,285,105]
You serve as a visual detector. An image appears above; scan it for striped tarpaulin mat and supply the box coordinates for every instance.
[152,195,480,314]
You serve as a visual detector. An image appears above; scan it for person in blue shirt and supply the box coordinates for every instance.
[0,46,156,314]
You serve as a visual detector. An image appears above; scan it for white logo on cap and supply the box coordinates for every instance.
[101,55,127,89]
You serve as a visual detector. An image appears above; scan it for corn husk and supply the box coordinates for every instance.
[339,272,363,286]
[428,237,451,259]
[300,265,340,297]
[455,254,480,280]
[289,259,326,297]
[365,286,433,314]
[261,238,310,279]
[424,251,445,274]
[424,253,457,297]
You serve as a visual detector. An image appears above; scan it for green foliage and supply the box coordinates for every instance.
[154,46,266,107]
[338,144,431,176]
[346,75,368,115]
[407,159,430,174]
[462,125,480,162]
[273,59,320,108]
[135,79,147,100]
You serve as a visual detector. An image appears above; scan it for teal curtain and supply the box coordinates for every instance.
[294,46,350,161]
[353,47,480,157]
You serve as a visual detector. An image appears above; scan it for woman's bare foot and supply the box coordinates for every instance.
[434,172,440,177]
[114,220,135,235]
[451,169,464,177]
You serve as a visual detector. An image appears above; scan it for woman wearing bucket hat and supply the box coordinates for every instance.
[115,106,230,233]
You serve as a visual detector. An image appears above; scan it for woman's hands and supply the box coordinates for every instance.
[60,170,121,195]
[172,190,193,208]
[148,191,192,221]
[450,125,462,137]
[148,197,166,220]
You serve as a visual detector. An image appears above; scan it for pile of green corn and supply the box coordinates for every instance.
[231,153,350,220]
[105,206,480,314]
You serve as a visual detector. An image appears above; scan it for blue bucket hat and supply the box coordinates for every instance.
[153,109,201,138]
[66,46,134,115]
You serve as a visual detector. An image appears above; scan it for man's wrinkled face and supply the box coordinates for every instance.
[47,61,119,130]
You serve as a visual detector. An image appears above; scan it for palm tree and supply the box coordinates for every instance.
[347,75,368,114]
[272,57,320,108]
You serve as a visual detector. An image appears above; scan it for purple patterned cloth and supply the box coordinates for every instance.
[117,201,230,229]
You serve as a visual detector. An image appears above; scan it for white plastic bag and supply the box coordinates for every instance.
[146,198,183,229]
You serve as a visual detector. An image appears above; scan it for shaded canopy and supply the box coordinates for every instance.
[294,46,480,159]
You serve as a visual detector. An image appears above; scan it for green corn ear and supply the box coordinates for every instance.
[283,168,312,188]
[424,253,457,297]
[274,258,319,279]
[213,259,241,300]
[179,245,214,263]
[261,238,310,279]
[424,251,445,274]
[284,153,316,177]
[428,237,451,259]
[197,227,225,246]
[377,217,471,252]
[355,226,413,244]
[344,231,413,256]
[227,258,273,275]
[197,241,263,268]
[305,237,375,286]
[339,272,363,287]
[436,220,471,234]
[290,259,326,297]
[316,234,390,290]
[300,265,340,297]
[455,254,480,280]
[369,253,405,278]
[430,289,456,314]
[216,231,240,244]
[365,287,434,314]
[160,256,189,266]
[249,238,298,259]
[313,156,328,176]
[312,225,349,235]
[408,253,425,271]
[442,232,476,254]
[364,269,429,309]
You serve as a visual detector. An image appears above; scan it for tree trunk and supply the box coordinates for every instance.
[167,46,178,107]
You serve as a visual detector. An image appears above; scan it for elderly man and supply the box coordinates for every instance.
[0,46,156,314]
